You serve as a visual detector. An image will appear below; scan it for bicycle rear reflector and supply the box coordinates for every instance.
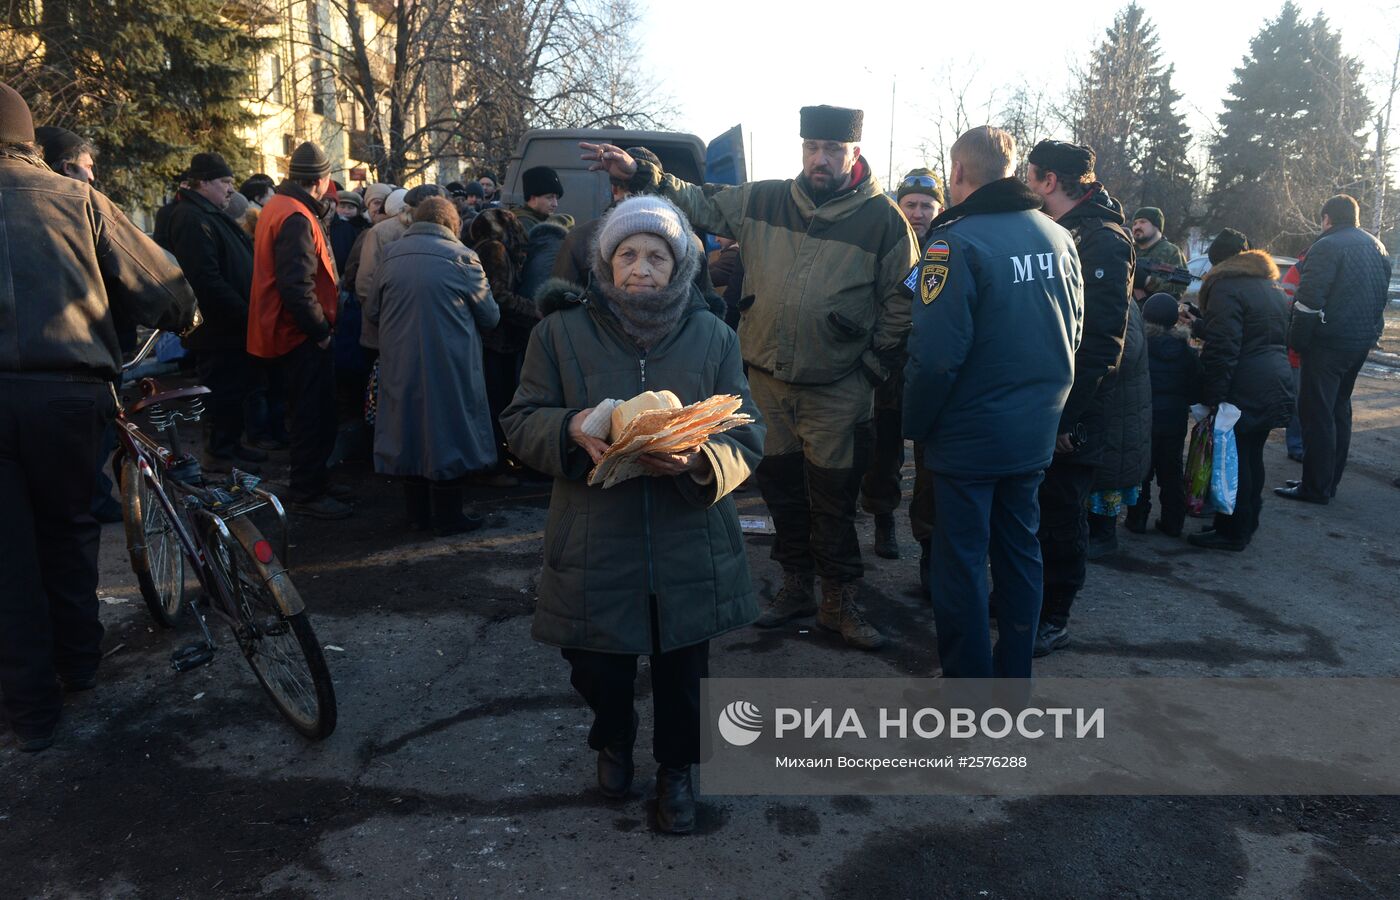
[254,540,275,564]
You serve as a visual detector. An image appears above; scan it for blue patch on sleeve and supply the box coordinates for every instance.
[903,264,920,293]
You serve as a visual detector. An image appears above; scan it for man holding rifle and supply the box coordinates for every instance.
[1132,206,1188,300]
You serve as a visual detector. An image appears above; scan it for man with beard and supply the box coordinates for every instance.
[1024,140,1133,657]
[1131,206,1186,300]
[582,105,918,651]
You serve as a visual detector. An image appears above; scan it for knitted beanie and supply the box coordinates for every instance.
[1133,207,1165,233]
[595,195,693,269]
[34,126,83,170]
[187,151,233,181]
[383,188,408,217]
[896,168,944,204]
[1028,140,1096,178]
[522,165,564,199]
[1208,228,1249,265]
[224,191,250,222]
[0,82,34,143]
[1142,293,1180,329]
[363,182,396,209]
[288,141,331,180]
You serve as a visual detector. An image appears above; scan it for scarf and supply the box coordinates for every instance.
[596,275,693,353]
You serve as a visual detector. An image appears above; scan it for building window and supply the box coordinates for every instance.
[265,53,284,106]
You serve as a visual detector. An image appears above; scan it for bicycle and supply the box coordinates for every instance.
[113,330,337,740]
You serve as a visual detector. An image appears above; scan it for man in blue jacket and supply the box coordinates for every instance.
[903,126,1084,678]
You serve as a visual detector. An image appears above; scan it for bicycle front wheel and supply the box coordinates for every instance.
[120,457,186,628]
[211,517,337,740]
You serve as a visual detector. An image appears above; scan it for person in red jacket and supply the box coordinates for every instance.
[248,141,352,519]
[1280,250,1307,462]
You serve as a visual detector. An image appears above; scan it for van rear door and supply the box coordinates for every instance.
[705,125,747,185]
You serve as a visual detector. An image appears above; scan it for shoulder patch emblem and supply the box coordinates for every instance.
[925,240,950,262]
[1094,267,1104,279]
[920,264,949,304]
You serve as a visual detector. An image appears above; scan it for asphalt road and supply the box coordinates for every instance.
[2,374,1398,899]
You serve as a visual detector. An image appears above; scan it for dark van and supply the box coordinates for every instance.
[501,125,746,223]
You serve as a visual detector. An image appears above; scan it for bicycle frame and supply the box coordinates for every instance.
[115,331,293,661]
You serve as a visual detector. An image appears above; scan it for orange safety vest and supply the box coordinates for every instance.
[247,193,338,358]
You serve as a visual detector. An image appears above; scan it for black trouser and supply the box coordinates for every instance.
[0,378,112,737]
[910,443,935,551]
[1299,345,1370,499]
[760,421,872,582]
[196,349,253,456]
[562,639,710,768]
[1037,459,1095,626]
[1213,427,1269,543]
[278,340,337,501]
[247,357,289,442]
[481,348,522,461]
[860,383,904,518]
[1138,429,1187,533]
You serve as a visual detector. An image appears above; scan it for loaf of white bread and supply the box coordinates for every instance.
[608,390,682,441]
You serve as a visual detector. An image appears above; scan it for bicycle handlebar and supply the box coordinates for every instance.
[123,330,163,372]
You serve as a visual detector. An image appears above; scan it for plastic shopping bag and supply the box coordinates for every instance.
[1210,403,1241,516]
[1184,405,1214,516]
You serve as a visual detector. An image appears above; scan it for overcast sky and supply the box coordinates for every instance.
[635,0,1400,185]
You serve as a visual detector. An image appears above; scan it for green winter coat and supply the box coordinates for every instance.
[501,281,765,655]
[629,157,918,386]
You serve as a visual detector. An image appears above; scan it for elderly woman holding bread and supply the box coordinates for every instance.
[502,196,764,834]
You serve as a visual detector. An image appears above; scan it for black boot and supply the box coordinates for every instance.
[403,480,431,531]
[1087,512,1118,560]
[597,711,638,799]
[873,513,899,559]
[1124,501,1149,534]
[655,764,696,834]
[430,483,484,537]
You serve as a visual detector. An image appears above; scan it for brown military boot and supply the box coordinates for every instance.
[817,578,887,651]
[754,570,817,628]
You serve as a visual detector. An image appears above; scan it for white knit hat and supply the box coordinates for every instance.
[595,196,692,269]
[383,187,409,217]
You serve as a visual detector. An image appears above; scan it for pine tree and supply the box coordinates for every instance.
[1064,3,1196,236]
[4,0,266,209]
[1206,2,1372,254]
[1137,66,1197,239]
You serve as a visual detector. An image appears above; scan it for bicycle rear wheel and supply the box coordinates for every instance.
[120,457,186,628]
[210,517,337,740]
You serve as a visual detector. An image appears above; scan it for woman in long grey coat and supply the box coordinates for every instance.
[502,196,764,834]
[368,197,500,535]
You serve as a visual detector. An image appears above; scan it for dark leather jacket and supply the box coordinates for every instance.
[0,154,196,379]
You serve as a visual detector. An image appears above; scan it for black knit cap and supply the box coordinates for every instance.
[0,82,34,143]
[522,165,564,199]
[800,105,863,143]
[465,181,485,198]
[34,126,84,169]
[288,141,331,180]
[1208,228,1249,265]
[1142,293,1180,329]
[187,151,234,181]
[1027,140,1095,178]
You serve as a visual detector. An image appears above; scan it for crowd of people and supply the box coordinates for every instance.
[1,77,1395,833]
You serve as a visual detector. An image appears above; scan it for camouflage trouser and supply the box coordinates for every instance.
[748,367,873,582]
